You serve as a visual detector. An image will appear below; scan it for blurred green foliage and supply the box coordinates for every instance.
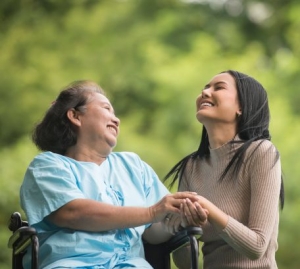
[1,0,300,268]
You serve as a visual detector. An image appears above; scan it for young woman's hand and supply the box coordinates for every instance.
[180,198,208,227]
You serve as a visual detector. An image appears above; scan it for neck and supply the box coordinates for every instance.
[206,126,237,150]
[209,138,234,150]
[65,146,110,165]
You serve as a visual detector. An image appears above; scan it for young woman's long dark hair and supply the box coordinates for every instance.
[32,80,105,155]
[164,70,284,209]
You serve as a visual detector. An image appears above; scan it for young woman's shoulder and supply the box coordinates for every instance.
[250,139,277,150]
[248,139,279,159]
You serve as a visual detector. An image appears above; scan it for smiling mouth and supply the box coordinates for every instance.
[107,126,118,135]
[200,102,213,108]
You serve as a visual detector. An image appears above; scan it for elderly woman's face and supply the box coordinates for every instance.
[195,73,241,127]
[76,93,120,150]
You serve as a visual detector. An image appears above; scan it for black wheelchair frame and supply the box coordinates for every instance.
[8,212,202,269]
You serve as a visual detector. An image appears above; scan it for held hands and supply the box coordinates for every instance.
[149,192,199,223]
[163,196,209,234]
[180,198,208,228]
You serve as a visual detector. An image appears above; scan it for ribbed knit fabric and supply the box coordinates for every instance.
[178,139,281,269]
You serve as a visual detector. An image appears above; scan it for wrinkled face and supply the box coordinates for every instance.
[77,92,120,150]
[196,73,241,127]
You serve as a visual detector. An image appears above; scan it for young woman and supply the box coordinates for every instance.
[165,70,284,269]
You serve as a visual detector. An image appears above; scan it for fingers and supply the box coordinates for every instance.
[195,202,209,222]
[181,198,208,227]
[159,193,195,212]
[171,192,199,202]
[164,213,181,234]
[162,192,199,211]
[182,199,198,226]
[150,194,185,223]
[180,203,188,228]
[151,193,203,223]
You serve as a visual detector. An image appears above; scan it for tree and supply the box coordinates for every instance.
[1,1,300,268]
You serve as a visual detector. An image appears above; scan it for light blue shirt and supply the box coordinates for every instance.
[20,151,169,269]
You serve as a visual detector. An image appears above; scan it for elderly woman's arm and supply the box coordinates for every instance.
[47,192,199,232]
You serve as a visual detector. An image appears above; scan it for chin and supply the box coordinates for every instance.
[109,141,117,149]
[196,113,205,123]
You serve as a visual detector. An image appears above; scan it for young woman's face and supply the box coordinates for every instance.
[196,73,241,127]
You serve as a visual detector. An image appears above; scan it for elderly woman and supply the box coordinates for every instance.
[20,80,206,269]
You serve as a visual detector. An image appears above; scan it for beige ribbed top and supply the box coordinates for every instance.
[178,139,281,269]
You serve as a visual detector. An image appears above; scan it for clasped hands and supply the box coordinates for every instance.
[151,192,208,235]
[167,196,208,234]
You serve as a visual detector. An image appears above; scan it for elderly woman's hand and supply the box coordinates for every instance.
[162,213,182,234]
[149,192,199,223]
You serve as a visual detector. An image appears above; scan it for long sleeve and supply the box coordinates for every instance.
[219,141,281,259]
[175,139,281,269]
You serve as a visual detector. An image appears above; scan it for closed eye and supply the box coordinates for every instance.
[103,105,116,115]
[203,84,210,90]
[214,82,227,91]
[201,84,223,92]
[201,80,228,93]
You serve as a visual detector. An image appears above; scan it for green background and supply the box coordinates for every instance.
[1,1,300,268]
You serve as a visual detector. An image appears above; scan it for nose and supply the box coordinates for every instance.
[196,88,211,108]
[196,88,210,102]
[201,88,211,98]
[113,115,120,127]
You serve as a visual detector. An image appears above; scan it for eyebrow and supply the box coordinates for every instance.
[204,81,228,89]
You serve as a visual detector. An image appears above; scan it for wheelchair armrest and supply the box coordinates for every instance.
[8,212,39,269]
[8,212,29,232]
[166,226,202,269]
[166,226,203,253]
[144,226,202,269]
[8,226,38,255]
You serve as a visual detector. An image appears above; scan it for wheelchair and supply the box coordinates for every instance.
[8,212,202,269]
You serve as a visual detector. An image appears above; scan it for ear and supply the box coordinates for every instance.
[236,109,242,117]
[67,109,81,127]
